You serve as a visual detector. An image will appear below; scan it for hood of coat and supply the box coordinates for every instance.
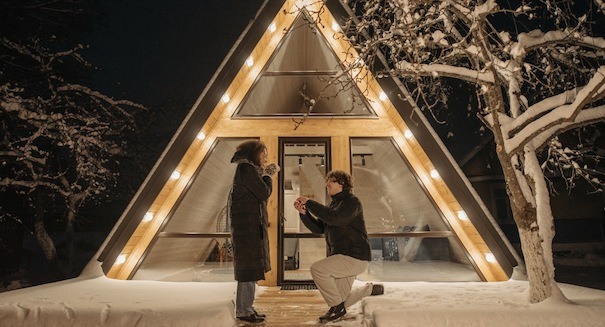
[231,157,262,175]
[230,148,252,164]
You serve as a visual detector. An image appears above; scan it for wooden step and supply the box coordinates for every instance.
[239,287,355,326]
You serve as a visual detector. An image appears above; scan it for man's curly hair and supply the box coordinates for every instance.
[326,170,353,193]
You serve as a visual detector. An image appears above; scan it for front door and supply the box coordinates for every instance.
[278,138,330,285]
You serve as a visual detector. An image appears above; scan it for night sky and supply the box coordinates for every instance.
[2,0,265,287]
[83,0,265,109]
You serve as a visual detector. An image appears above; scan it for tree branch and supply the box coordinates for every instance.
[505,66,605,154]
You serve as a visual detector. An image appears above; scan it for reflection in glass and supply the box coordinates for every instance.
[132,237,234,282]
[282,142,328,282]
[235,10,373,117]
[132,138,245,282]
[283,238,326,281]
[351,138,482,282]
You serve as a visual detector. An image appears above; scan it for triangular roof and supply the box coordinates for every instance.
[95,0,518,283]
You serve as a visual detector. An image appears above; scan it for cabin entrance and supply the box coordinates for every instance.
[278,138,330,286]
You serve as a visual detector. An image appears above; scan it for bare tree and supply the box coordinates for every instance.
[328,0,605,303]
[0,0,145,277]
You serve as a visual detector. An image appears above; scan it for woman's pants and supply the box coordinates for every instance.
[235,281,256,317]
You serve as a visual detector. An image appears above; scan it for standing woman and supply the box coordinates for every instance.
[229,140,279,323]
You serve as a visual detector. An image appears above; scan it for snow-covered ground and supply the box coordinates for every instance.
[1,263,605,326]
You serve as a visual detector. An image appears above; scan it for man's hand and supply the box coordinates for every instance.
[294,196,309,215]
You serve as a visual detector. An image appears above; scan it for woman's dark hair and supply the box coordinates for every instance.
[231,140,266,167]
[326,170,353,193]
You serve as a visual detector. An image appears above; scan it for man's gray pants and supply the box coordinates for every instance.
[310,254,372,307]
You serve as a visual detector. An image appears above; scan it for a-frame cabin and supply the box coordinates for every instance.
[96,0,518,286]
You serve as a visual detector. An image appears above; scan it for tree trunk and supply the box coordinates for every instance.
[33,191,57,262]
[485,84,557,303]
[523,146,566,302]
[33,190,67,280]
[65,197,78,275]
[516,211,552,302]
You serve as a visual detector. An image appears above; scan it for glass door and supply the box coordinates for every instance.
[278,138,329,285]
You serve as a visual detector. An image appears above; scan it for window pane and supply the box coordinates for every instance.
[283,237,326,281]
[234,9,374,117]
[266,10,338,72]
[164,138,242,233]
[362,236,481,282]
[132,237,234,282]
[351,138,448,233]
[132,138,244,281]
[351,138,482,282]
[236,75,371,116]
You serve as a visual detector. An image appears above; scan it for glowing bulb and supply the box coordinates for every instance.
[221,93,230,103]
[170,170,181,180]
[430,169,440,179]
[457,210,468,220]
[404,129,413,139]
[115,254,126,265]
[197,131,206,140]
[332,21,339,31]
[485,253,497,263]
[143,212,154,222]
[379,91,388,101]
[268,22,276,33]
[246,57,254,67]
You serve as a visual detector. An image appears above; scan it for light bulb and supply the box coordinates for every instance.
[143,212,154,222]
[170,170,181,180]
[332,21,339,31]
[485,253,497,263]
[457,210,468,220]
[115,254,127,265]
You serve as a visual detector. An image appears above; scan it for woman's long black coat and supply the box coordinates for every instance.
[229,160,272,282]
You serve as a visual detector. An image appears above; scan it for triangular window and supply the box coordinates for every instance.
[234,10,375,117]
[351,138,482,282]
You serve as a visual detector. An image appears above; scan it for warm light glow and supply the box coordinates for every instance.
[404,129,413,139]
[268,22,276,33]
[196,131,206,140]
[246,57,254,67]
[296,0,309,7]
[485,253,497,263]
[457,210,469,220]
[430,169,440,179]
[170,170,181,180]
[221,93,230,103]
[379,91,388,101]
[115,254,126,265]
[332,21,339,32]
[143,212,154,222]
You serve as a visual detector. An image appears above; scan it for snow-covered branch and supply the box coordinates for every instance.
[530,104,605,150]
[394,61,495,83]
[504,66,605,155]
[511,29,605,58]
